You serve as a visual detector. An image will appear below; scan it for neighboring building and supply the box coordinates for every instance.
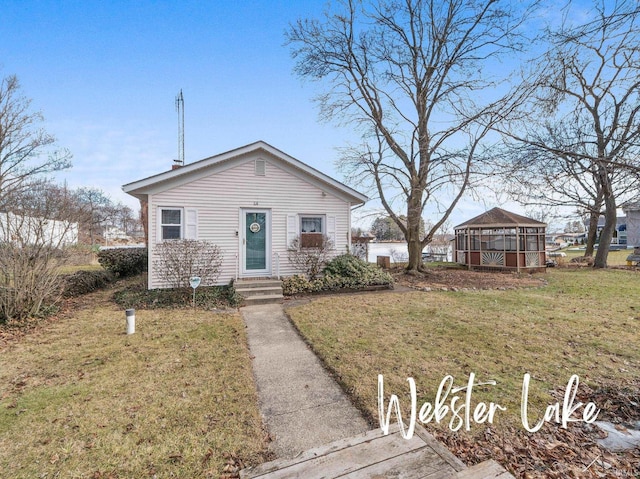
[584,215,628,246]
[622,203,640,247]
[453,207,547,272]
[123,141,368,288]
[0,211,78,246]
[609,216,627,245]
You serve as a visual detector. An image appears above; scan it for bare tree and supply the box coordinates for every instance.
[73,187,117,245]
[499,0,640,267]
[0,74,71,209]
[0,74,73,322]
[287,0,538,272]
[0,181,78,322]
[501,133,637,256]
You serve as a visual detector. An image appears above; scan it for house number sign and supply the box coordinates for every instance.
[249,222,261,233]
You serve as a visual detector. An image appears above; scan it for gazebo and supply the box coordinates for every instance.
[453,208,547,272]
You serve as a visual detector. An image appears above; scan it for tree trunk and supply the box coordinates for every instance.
[584,209,600,257]
[593,194,616,268]
[405,191,424,271]
[406,236,424,271]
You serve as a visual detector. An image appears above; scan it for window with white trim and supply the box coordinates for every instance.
[160,208,182,240]
[300,215,324,248]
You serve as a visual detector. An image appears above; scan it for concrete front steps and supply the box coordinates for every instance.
[235,278,284,306]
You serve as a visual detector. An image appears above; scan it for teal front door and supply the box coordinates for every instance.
[242,209,270,275]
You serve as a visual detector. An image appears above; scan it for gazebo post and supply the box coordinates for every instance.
[516,227,521,273]
[466,227,471,270]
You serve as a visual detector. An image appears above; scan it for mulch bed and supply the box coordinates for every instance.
[391,266,547,291]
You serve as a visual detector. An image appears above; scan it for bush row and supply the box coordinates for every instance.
[282,254,393,295]
[113,278,242,309]
[61,270,115,298]
[97,247,147,277]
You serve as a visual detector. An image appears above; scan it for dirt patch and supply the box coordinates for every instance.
[391,265,547,291]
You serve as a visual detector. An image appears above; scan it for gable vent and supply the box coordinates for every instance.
[255,159,266,176]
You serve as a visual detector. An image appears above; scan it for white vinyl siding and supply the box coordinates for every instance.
[148,153,353,287]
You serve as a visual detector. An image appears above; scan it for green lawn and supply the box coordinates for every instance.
[558,246,632,266]
[0,290,269,478]
[286,267,640,432]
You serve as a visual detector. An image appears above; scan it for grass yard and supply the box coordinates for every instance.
[286,268,640,476]
[57,263,104,275]
[558,247,632,266]
[0,289,269,478]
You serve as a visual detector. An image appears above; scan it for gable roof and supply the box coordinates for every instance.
[622,201,640,212]
[454,207,546,229]
[122,140,368,204]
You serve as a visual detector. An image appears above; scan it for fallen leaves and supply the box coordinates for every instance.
[433,382,640,478]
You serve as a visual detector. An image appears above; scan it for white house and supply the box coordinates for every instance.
[623,203,640,247]
[0,211,78,247]
[122,141,368,289]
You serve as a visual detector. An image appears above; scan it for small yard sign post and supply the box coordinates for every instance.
[189,276,201,308]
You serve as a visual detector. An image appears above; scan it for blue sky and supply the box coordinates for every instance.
[1,1,592,230]
[2,2,356,204]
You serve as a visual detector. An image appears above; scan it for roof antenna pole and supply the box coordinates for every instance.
[175,90,185,166]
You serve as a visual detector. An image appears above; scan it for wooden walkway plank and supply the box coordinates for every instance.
[413,424,466,472]
[242,427,397,477]
[244,430,428,479]
[339,447,456,479]
[241,422,514,479]
[242,424,476,479]
[455,459,515,479]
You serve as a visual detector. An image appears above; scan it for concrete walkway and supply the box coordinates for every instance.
[241,303,369,459]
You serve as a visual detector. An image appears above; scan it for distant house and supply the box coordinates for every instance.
[552,232,586,246]
[584,215,628,246]
[609,217,628,245]
[622,203,640,247]
[123,141,368,288]
[453,207,547,272]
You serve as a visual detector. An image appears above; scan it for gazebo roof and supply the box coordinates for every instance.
[454,207,546,229]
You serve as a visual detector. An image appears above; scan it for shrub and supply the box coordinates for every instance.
[97,247,147,277]
[287,235,334,280]
[324,254,393,285]
[113,277,241,309]
[153,240,222,288]
[282,254,393,296]
[62,269,114,297]
[324,254,371,277]
[282,275,317,295]
[0,243,68,322]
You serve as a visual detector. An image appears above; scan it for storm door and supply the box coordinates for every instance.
[241,209,270,276]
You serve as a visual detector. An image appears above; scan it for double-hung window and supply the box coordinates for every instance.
[300,215,324,248]
[160,208,182,240]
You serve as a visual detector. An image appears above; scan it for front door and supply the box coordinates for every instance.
[241,209,270,276]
